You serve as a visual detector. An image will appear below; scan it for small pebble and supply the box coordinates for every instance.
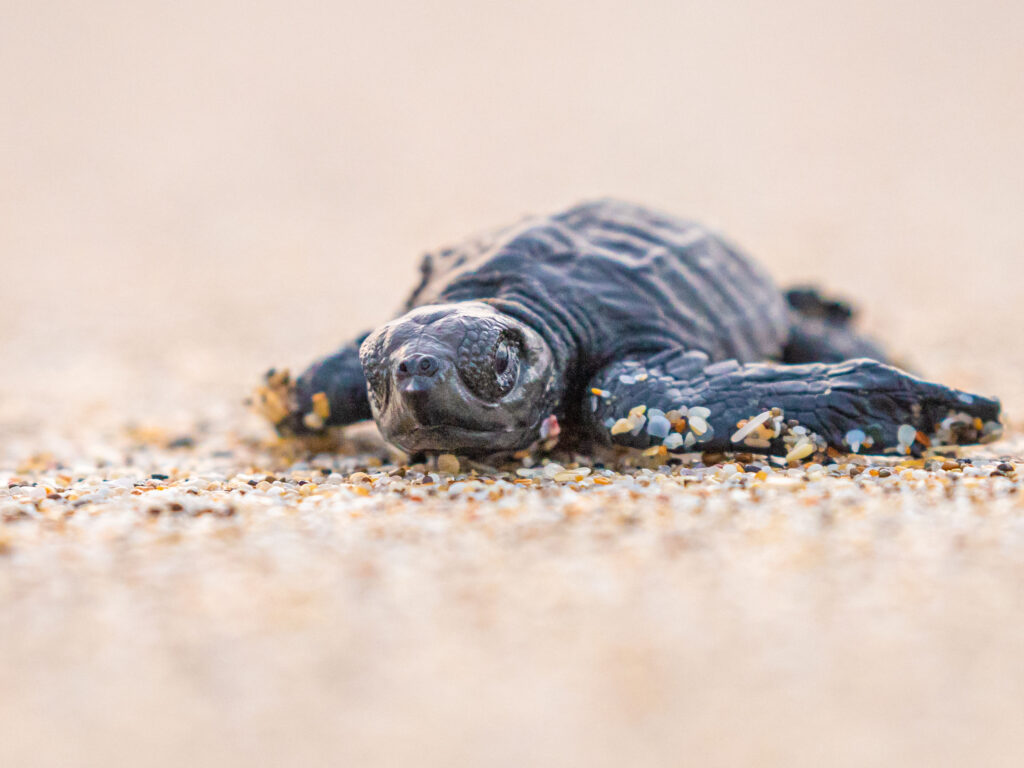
[785,440,815,463]
[663,433,684,451]
[898,425,918,449]
[646,412,672,438]
[610,419,633,435]
[732,411,772,443]
[437,454,460,475]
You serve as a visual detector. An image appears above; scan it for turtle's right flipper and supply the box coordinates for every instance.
[254,332,373,436]
[584,351,1002,457]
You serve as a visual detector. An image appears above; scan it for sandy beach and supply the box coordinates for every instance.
[2,1,1024,765]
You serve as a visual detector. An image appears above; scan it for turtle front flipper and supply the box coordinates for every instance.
[584,351,1002,458]
[254,332,374,436]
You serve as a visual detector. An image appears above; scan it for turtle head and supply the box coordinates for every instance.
[359,302,558,456]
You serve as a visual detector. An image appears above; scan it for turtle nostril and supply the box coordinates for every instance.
[396,354,440,379]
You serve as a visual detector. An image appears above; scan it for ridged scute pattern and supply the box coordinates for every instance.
[409,200,791,390]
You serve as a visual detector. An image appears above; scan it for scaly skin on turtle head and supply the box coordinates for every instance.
[359,302,559,456]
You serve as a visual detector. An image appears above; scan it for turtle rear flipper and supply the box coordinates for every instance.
[584,351,1002,458]
[784,286,888,364]
[785,286,856,325]
[783,315,889,365]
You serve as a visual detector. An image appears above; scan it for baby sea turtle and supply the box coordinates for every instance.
[255,200,1002,459]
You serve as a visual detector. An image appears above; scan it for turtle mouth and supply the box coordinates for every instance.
[378,366,537,455]
[395,424,526,454]
[381,371,535,454]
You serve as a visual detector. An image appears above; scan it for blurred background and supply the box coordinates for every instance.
[3,4,1024,767]
[2,0,1022,431]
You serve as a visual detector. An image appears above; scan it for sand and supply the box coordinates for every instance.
[3,423,1024,768]
[2,1,1024,766]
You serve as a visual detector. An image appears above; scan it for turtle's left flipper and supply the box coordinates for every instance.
[255,332,374,436]
[584,351,1002,457]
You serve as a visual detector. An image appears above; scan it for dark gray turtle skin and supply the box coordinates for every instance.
[262,199,1002,459]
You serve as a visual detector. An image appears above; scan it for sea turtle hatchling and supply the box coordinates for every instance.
[255,200,1002,460]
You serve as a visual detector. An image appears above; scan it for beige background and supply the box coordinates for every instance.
[2,0,1022,428]
[2,3,1024,768]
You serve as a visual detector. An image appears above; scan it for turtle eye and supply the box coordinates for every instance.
[495,341,511,374]
[458,327,520,401]
[491,338,520,398]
